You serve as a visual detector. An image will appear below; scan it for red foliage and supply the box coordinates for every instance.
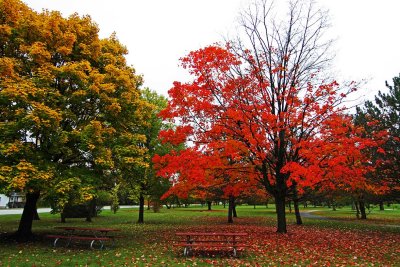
[154,44,378,231]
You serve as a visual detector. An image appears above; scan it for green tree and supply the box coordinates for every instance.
[356,75,400,203]
[127,88,169,223]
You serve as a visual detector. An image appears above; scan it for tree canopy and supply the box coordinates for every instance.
[154,0,379,233]
[0,0,150,239]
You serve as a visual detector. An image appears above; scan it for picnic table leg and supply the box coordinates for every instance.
[90,239,105,250]
[232,236,237,257]
[183,235,193,256]
[65,230,74,247]
[92,232,105,250]
[110,237,116,248]
[53,237,60,247]
[66,236,73,247]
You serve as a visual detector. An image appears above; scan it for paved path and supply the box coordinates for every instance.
[300,210,333,220]
[0,205,137,215]
[300,210,400,228]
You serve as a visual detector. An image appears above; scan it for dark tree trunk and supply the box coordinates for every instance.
[138,193,145,224]
[207,201,212,211]
[288,200,292,213]
[275,194,287,233]
[292,177,302,226]
[293,198,302,225]
[379,201,384,211]
[254,204,256,209]
[227,195,234,223]
[233,200,237,218]
[354,201,360,219]
[223,200,226,208]
[86,199,95,222]
[33,206,40,220]
[16,191,40,241]
[147,199,151,210]
[359,200,367,219]
[61,212,66,223]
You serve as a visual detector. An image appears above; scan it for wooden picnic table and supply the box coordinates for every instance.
[47,227,120,249]
[174,232,249,256]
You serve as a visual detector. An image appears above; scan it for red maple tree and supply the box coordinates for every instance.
[154,43,361,233]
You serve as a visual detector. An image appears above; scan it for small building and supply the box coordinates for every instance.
[0,192,25,208]
[0,194,9,208]
[8,192,25,208]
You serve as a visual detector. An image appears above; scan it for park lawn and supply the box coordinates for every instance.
[0,205,398,267]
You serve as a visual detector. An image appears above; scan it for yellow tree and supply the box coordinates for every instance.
[0,0,149,240]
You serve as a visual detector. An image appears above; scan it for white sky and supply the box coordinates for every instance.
[22,0,400,103]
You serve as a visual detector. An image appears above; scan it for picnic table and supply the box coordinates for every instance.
[174,232,249,256]
[46,226,120,249]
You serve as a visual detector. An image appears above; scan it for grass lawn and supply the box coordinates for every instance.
[0,205,399,266]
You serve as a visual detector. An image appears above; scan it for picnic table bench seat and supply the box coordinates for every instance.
[174,232,249,256]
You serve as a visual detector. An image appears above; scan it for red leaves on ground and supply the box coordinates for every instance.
[165,216,400,266]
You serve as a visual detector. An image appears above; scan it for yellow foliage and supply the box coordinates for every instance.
[106,102,122,114]
[0,0,151,200]
[24,42,51,64]
[0,24,12,36]
[2,141,21,155]
[0,57,17,78]
[26,102,62,128]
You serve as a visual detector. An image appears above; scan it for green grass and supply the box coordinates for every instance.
[0,205,399,266]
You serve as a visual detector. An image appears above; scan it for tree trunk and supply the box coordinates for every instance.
[207,201,212,211]
[138,193,144,224]
[33,206,40,220]
[359,200,367,219]
[292,183,302,225]
[275,194,287,233]
[288,200,292,213]
[86,199,95,222]
[233,200,237,218]
[227,195,234,223]
[379,201,384,211]
[293,198,302,225]
[61,212,66,223]
[223,200,226,208]
[147,199,151,210]
[16,191,40,241]
[354,201,360,219]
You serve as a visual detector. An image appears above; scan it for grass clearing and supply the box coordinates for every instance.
[0,205,399,266]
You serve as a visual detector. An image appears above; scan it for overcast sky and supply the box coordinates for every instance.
[22,0,400,103]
